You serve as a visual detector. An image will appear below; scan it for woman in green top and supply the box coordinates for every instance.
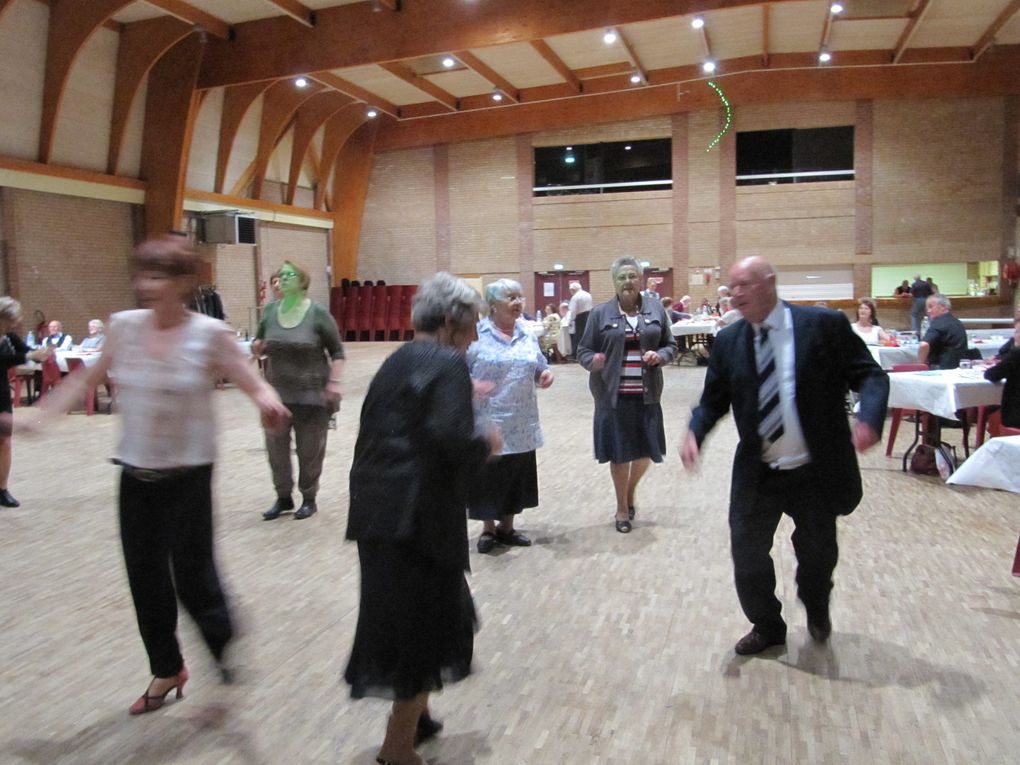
[255,260,344,521]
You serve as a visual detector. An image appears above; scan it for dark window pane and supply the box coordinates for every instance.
[736,126,853,186]
[534,138,671,196]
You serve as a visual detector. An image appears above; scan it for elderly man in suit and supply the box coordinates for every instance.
[681,256,888,656]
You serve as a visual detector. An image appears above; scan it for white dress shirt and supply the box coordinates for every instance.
[754,302,810,470]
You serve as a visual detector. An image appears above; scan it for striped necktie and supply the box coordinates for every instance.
[756,325,784,447]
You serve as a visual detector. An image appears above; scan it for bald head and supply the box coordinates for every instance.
[729,256,778,324]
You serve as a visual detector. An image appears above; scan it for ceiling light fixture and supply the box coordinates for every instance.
[553,263,564,270]
[491,90,503,101]
[691,17,705,29]
[366,108,378,118]
[603,28,618,45]
[630,73,642,84]
[702,60,716,74]
[294,76,308,88]
[819,50,832,63]
[624,145,632,151]
[442,56,456,68]
[830,2,844,13]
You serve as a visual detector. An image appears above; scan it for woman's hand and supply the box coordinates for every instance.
[26,346,53,363]
[591,352,606,371]
[324,380,342,403]
[537,369,554,389]
[642,350,662,367]
[257,393,291,434]
[485,425,503,460]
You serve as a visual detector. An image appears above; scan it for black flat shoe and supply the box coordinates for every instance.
[627,505,636,520]
[495,529,531,547]
[0,489,20,507]
[734,630,786,656]
[262,497,293,520]
[414,712,443,745]
[615,519,632,533]
[477,532,496,553]
[293,500,317,520]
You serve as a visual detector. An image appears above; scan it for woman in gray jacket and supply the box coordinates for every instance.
[577,256,677,533]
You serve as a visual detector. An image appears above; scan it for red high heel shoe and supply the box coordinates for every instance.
[129,665,189,715]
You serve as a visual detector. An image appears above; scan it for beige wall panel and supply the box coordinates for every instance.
[5,189,135,335]
[0,0,47,159]
[197,243,257,335]
[450,222,518,275]
[50,27,119,171]
[534,193,672,230]
[187,87,225,192]
[358,147,437,282]
[533,223,672,287]
[266,129,292,184]
[736,182,855,220]
[225,95,264,193]
[734,101,856,132]
[259,222,330,306]
[873,97,1004,263]
[533,117,671,147]
[688,111,722,224]
[736,216,855,263]
[118,78,147,179]
[448,137,518,225]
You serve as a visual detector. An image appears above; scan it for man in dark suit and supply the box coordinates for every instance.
[918,294,967,369]
[682,257,889,656]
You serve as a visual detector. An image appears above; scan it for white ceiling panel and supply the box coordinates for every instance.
[768,0,829,53]
[999,11,1020,45]
[329,65,431,106]
[545,29,630,70]
[625,17,703,69]
[707,6,769,60]
[909,0,1008,48]
[425,69,494,98]
[830,18,907,51]
[468,43,564,89]
[112,3,165,24]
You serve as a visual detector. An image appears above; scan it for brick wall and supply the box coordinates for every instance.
[0,188,135,340]
[259,222,331,307]
[195,243,257,337]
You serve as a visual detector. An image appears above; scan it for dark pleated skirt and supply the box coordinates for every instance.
[593,396,666,464]
[345,540,477,701]
[467,450,539,521]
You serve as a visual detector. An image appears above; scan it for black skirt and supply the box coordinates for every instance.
[345,540,477,701]
[593,396,666,464]
[467,451,539,521]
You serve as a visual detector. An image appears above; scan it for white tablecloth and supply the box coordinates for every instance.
[887,368,1003,420]
[16,351,102,375]
[946,435,1020,493]
[869,342,999,369]
[671,320,717,337]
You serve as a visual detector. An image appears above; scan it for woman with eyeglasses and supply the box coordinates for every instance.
[577,256,677,533]
[255,260,345,522]
[467,279,554,554]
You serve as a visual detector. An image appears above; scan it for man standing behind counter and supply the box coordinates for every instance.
[681,256,888,656]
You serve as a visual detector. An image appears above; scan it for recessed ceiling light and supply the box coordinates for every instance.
[442,56,456,68]
[819,51,832,63]
[366,108,378,118]
[691,17,705,30]
[630,73,642,84]
[603,29,617,45]
[492,91,503,101]
[830,2,844,13]
[294,76,308,88]
[624,145,632,151]
[702,60,716,74]
[806,275,821,279]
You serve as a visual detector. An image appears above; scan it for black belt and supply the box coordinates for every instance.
[112,460,207,483]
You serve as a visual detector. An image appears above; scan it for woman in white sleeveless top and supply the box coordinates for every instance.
[33,236,289,716]
[850,297,891,346]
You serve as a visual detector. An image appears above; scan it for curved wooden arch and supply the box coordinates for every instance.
[39,0,134,163]
[331,119,379,282]
[107,17,194,175]
[214,81,272,193]
[250,78,323,200]
[285,90,354,205]
[314,107,370,210]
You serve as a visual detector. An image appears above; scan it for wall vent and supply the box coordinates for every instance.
[201,212,257,245]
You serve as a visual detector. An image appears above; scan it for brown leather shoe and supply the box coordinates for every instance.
[734,630,786,655]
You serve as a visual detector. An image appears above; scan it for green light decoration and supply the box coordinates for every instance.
[706,81,732,152]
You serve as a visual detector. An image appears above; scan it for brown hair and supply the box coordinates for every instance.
[132,235,201,278]
[280,260,311,291]
[857,297,880,325]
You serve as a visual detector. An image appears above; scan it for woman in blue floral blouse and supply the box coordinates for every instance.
[467,279,554,554]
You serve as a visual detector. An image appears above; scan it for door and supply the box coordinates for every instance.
[643,267,673,303]
[533,271,589,317]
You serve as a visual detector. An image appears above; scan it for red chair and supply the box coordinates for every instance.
[399,285,417,340]
[1013,534,1020,578]
[342,286,360,342]
[37,355,62,399]
[983,409,1020,439]
[356,285,375,341]
[385,285,403,340]
[370,284,389,341]
[7,368,24,408]
[63,357,95,415]
[329,286,345,335]
[885,364,929,457]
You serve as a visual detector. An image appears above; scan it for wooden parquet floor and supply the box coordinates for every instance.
[1,342,1018,764]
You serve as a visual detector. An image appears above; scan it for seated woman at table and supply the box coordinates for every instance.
[540,303,563,362]
[716,296,742,329]
[0,297,52,507]
[77,319,106,352]
[984,318,1020,429]
[850,298,891,346]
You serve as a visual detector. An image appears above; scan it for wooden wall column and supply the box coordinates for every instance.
[516,134,535,305]
[433,145,450,273]
[718,109,737,278]
[854,99,874,298]
[330,121,378,282]
[671,113,689,292]
[140,33,203,237]
[1002,95,1019,306]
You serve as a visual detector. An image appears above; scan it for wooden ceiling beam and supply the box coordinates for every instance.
[762,4,770,68]
[108,19,195,175]
[374,46,1020,151]
[250,78,324,199]
[455,50,520,102]
[531,39,582,93]
[39,0,135,163]
[617,30,648,84]
[0,1,15,24]
[308,72,399,118]
[892,0,932,64]
[819,4,834,52]
[971,0,1020,61]
[262,0,315,28]
[198,0,793,88]
[699,24,713,62]
[379,61,458,111]
[373,0,400,10]
[216,81,273,193]
[331,120,378,283]
[285,92,355,204]
[142,0,230,40]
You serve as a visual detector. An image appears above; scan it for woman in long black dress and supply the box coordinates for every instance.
[345,272,500,765]
[0,297,53,507]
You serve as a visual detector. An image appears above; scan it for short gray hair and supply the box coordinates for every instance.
[483,278,522,306]
[720,296,731,310]
[610,256,641,281]
[89,319,104,332]
[0,297,23,324]
[412,272,486,333]
[929,293,951,310]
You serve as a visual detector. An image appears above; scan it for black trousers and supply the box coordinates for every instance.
[571,310,590,359]
[729,464,838,639]
[119,464,233,678]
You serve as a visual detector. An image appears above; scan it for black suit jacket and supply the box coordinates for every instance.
[985,347,1020,428]
[688,303,889,515]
